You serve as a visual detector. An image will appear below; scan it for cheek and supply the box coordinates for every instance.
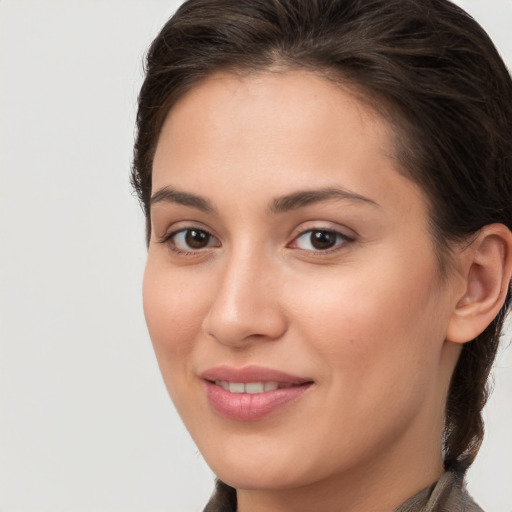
[288,251,448,398]
[142,260,208,374]
[279,260,449,465]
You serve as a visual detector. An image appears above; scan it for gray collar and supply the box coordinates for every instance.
[394,471,484,512]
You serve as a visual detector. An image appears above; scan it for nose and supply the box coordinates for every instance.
[201,250,288,347]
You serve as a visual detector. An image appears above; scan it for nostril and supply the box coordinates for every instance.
[202,304,287,347]
[201,261,288,346]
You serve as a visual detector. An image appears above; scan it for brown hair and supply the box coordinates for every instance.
[132,0,512,476]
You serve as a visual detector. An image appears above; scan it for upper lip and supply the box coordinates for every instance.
[200,365,313,384]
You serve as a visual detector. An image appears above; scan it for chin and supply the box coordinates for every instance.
[213,460,314,492]
[191,428,312,490]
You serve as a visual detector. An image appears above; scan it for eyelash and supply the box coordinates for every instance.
[159,227,354,255]
[159,228,220,255]
[289,228,355,253]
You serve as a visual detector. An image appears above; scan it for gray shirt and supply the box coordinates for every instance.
[395,471,484,512]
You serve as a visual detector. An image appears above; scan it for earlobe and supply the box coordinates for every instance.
[446,224,512,344]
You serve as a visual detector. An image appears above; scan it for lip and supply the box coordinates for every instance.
[200,365,312,384]
[200,365,314,421]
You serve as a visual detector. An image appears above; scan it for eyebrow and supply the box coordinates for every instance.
[150,185,379,214]
[150,186,217,213]
[269,187,380,214]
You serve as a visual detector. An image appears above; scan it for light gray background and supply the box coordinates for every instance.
[1,1,511,511]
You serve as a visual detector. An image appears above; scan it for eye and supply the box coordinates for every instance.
[165,228,220,252]
[290,229,352,251]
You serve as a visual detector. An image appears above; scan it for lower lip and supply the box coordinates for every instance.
[204,381,312,421]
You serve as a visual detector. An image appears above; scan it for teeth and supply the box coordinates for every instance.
[215,381,282,394]
[229,382,245,393]
[264,381,279,391]
[245,382,264,394]
[217,380,229,391]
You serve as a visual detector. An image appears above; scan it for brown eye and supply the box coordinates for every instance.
[169,228,219,252]
[310,231,337,250]
[185,229,211,248]
[292,229,351,251]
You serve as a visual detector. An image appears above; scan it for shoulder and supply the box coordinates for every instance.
[395,471,485,512]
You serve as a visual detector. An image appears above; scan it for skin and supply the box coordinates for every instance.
[143,70,471,512]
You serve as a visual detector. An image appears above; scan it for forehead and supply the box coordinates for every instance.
[152,70,426,222]
[154,71,393,177]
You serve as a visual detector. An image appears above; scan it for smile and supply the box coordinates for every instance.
[214,381,295,393]
[201,366,314,421]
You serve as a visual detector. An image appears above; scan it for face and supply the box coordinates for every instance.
[144,71,461,494]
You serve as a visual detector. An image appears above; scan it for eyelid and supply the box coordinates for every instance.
[156,221,355,255]
[157,219,218,243]
[158,224,221,254]
[287,225,356,253]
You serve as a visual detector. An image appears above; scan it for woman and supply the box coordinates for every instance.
[132,0,512,510]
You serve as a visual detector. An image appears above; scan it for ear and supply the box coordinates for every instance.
[446,224,512,344]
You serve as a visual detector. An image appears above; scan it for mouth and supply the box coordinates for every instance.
[200,366,314,421]
[212,380,299,394]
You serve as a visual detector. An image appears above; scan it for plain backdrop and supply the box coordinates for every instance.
[1,1,511,511]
